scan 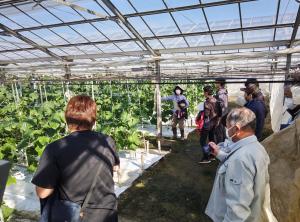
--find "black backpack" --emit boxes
[177,99,188,119]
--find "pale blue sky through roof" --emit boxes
[0,0,299,55]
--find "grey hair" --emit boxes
[226,107,256,129]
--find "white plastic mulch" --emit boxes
[3,149,168,213]
[3,124,194,213]
[138,124,195,138]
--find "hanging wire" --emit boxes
[11,83,17,105]
[14,82,20,103]
[39,83,43,104]
[43,83,48,102]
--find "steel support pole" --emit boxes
[155,60,162,138]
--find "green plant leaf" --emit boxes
[6,175,16,186]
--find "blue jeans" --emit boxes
[40,194,81,222]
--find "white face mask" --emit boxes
[175,89,181,95]
[225,126,235,142]
[284,97,294,109]
[236,95,247,106]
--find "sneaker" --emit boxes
[209,157,216,161]
[180,137,185,141]
[199,159,211,164]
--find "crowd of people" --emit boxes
[161,77,299,222]
[162,78,269,163]
[31,78,299,222]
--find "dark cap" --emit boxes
[240,85,255,95]
[215,78,226,84]
[245,78,259,87]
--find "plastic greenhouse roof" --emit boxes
[0,0,300,80]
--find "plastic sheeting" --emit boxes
[3,149,167,213]
[291,85,300,105]
[262,118,300,222]
[269,82,284,133]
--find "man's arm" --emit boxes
[255,102,265,139]
[223,158,255,222]
[208,142,228,162]
[36,186,54,199]
[216,150,228,162]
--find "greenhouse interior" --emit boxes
[0,0,300,221]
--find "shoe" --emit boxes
[210,157,216,161]
[199,159,211,164]
[180,129,185,140]
[180,137,185,141]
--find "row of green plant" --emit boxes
[0,81,206,172]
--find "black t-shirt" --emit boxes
[32,130,120,210]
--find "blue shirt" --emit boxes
[161,94,189,113]
[245,99,266,140]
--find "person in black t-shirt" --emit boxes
[32,95,120,222]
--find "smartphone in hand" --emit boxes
[203,144,212,155]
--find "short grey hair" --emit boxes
[226,107,256,129]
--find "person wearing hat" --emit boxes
[162,85,189,140]
[241,86,267,140]
[242,78,265,102]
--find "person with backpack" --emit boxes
[162,85,189,140]
[199,85,219,164]
[214,78,229,144]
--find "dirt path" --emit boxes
[118,132,217,222]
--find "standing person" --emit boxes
[214,78,229,144]
[162,85,189,140]
[32,95,120,222]
[243,78,265,102]
[205,107,277,222]
[241,86,267,141]
[215,78,228,113]
[199,85,219,164]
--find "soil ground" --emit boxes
[118,131,217,222]
[118,102,273,222]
